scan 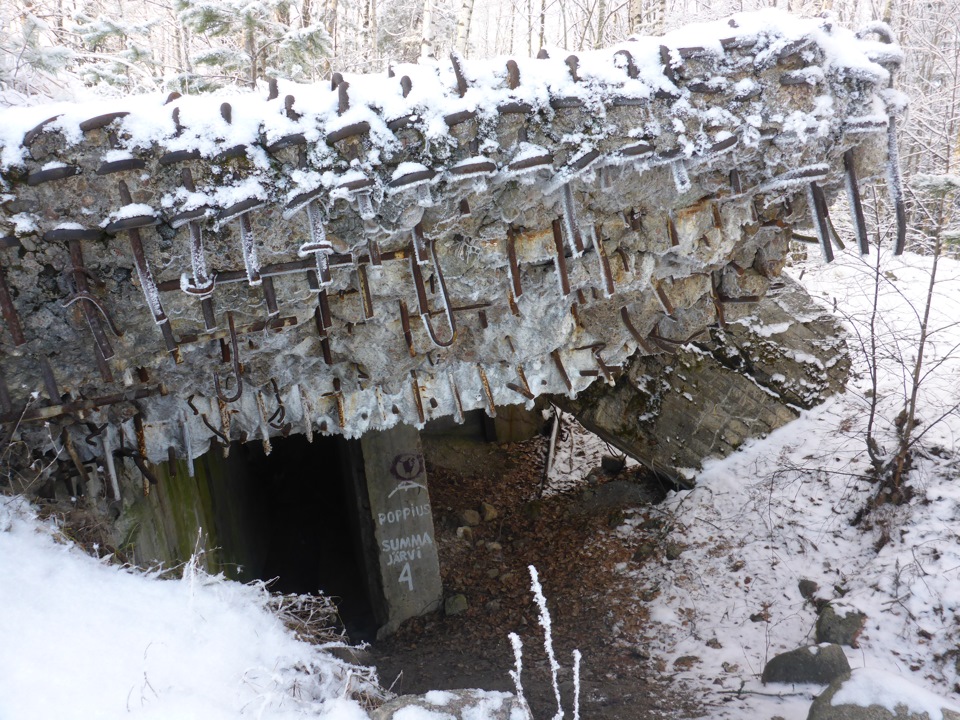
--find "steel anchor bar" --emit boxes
[117,181,181,363]
[409,238,456,347]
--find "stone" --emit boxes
[486,568,500,579]
[456,526,474,542]
[816,605,867,647]
[706,638,722,649]
[444,594,469,616]
[761,644,850,685]
[499,572,515,584]
[461,509,481,527]
[799,578,820,600]
[806,668,960,720]
[557,277,850,486]
[601,454,627,474]
[480,502,498,522]
[485,541,502,551]
[372,689,521,720]
[665,542,685,561]
[633,542,656,562]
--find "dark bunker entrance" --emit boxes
[209,433,381,640]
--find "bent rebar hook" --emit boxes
[214,312,243,403]
[410,237,456,348]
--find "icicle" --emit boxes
[239,214,262,286]
[671,160,691,194]
[101,426,121,501]
[255,391,273,456]
[302,203,333,286]
[187,222,213,294]
[415,183,434,207]
[561,184,584,256]
[356,191,376,220]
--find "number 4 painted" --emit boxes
[398,562,414,591]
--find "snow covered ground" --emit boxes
[0,496,379,720]
[609,245,960,718]
[3,244,960,720]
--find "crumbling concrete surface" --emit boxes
[560,277,850,485]
[0,12,902,484]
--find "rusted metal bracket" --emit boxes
[409,238,456,347]
[213,312,243,403]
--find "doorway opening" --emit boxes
[207,433,381,640]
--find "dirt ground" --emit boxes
[368,428,705,719]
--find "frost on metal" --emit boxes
[0,11,901,468]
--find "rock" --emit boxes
[486,568,500,579]
[799,578,820,600]
[665,542,685,561]
[485,600,502,613]
[499,572,515,584]
[480,502,498,521]
[761,644,850,685]
[372,689,521,720]
[485,541,502,551]
[461,509,481,527]
[816,605,867,647]
[633,542,656,562]
[444,594,469,616]
[706,638,722,649]
[807,668,960,720]
[456,526,474,542]
[601,454,627,473]
[673,655,700,670]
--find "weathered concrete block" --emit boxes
[360,425,443,637]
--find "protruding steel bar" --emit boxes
[39,357,60,403]
[332,377,346,430]
[267,378,286,429]
[409,239,456,347]
[620,307,658,354]
[356,264,374,320]
[593,225,616,297]
[0,369,11,415]
[254,390,273,455]
[843,150,870,255]
[551,219,572,296]
[807,182,835,263]
[214,312,243,403]
[67,239,116,366]
[410,370,426,424]
[117,181,181,363]
[0,262,26,347]
[550,349,574,396]
[506,228,523,298]
[399,299,416,357]
[477,364,497,417]
[179,169,216,329]
[262,276,280,316]
[654,282,675,316]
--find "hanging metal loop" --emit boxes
[214,312,243,403]
[410,237,456,348]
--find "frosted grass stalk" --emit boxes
[508,632,533,720]
[529,564,564,720]
[572,649,582,720]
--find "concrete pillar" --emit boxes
[359,424,442,637]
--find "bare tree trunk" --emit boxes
[595,0,606,47]
[538,0,546,49]
[324,0,338,37]
[245,25,257,87]
[627,0,641,34]
[527,0,533,56]
[370,0,378,63]
[302,0,313,26]
[420,0,434,58]
[455,0,475,53]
